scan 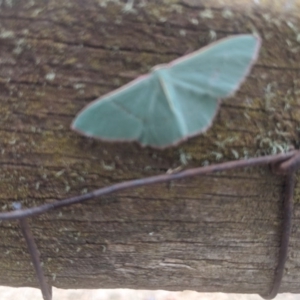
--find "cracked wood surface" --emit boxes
[0,0,300,295]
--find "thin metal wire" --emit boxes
[261,164,296,299]
[2,150,298,300]
[0,150,295,220]
[14,203,52,300]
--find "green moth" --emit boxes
[72,34,261,148]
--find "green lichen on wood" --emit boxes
[0,0,299,292]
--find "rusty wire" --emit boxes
[1,150,299,300]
